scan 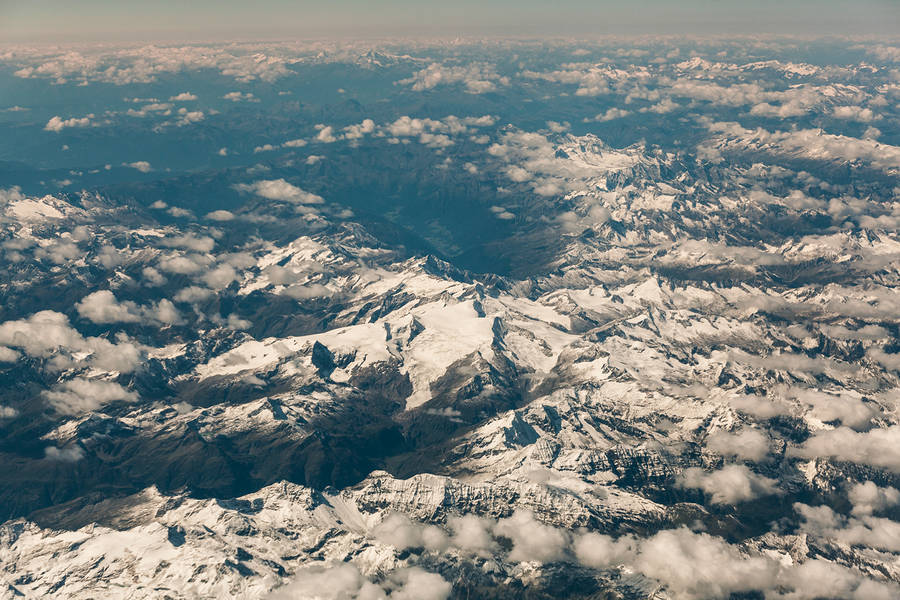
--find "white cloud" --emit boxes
[201,264,239,290]
[343,118,376,140]
[848,481,900,516]
[169,92,197,101]
[796,502,900,553]
[124,161,152,173]
[372,513,448,552]
[635,528,780,599]
[706,428,770,462]
[43,378,137,414]
[705,121,900,172]
[791,425,900,473]
[268,562,450,600]
[158,254,213,274]
[832,105,877,122]
[44,115,92,132]
[76,290,141,323]
[159,233,215,252]
[223,91,257,102]
[0,347,20,362]
[574,532,636,569]
[591,107,631,122]
[205,210,235,221]
[316,126,337,143]
[174,286,213,303]
[399,62,508,94]
[0,310,142,373]
[677,464,779,504]
[234,179,324,204]
[494,510,569,563]
[447,514,496,556]
[44,446,85,462]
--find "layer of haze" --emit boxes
[1,0,898,42]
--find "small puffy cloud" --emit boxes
[316,125,337,143]
[167,206,194,218]
[796,502,900,553]
[791,425,900,472]
[0,347,20,362]
[205,209,235,221]
[43,378,138,414]
[494,510,568,564]
[158,253,213,274]
[35,241,80,264]
[159,233,215,253]
[282,138,307,148]
[848,481,900,516]
[832,105,877,122]
[400,62,508,94]
[269,562,450,600]
[44,446,85,462]
[124,161,152,173]
[169,92,197,101]
[677,464,779,504]
[234,179,324,204]
[635,528,780,599]
[223,91,257,102]
[706,428,770,462]
[174,286,213,303]
[574,532,636,569]
[141,266,166,286]
[268,562,380,600]
[76,290,141,323]
[372,513,448,551]
[254,144,277,153]
[447,514,496,556]
[44,115,92,132]
[591,107,631,122]
[280,283,333,299]
[201,264,239,290]
[389,568,452,600]
[175,108,204,125]
[729,393,792,419]
[0,311,141,372]
[343,118,376,140]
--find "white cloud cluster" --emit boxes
[704,121,900,172]
[12,44,292,85]
[234,179,324,205]
[848,481,900,516]
[268,562,451,600]
[399,62,509,94]
[223,91,258,102]
[44,445,85,462]
[124,161,152,173]
[0,310,142,373]
[791,425,900,473]
[796,502,900,553]
[44,115,93,132]
[75,290,182,326]
[677,464,779,504]
[705,428,770,462]
[355,508,899,599]
[43,378,138,415]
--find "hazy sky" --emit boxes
[1,0,898,42]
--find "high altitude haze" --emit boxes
[1,0,898,41]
